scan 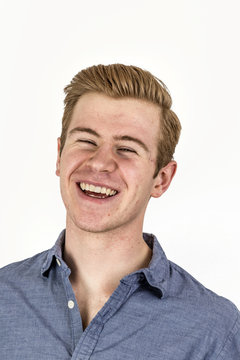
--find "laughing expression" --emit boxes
[56,92,164,234]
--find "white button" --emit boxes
[68,300,75,309]
[56,259,61,266]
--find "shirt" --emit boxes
[0,230,239,360]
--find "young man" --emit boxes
[0,64,239,359]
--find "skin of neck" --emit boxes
[63,215,153,297]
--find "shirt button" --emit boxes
[56,258,61,266]
[68,300,75,309]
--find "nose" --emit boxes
[86,146,117,173]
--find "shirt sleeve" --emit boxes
[216,312,240,359]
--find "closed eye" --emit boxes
[77,139,96,146]
[118,148,137,153]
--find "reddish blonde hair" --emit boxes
[60,64,181,177]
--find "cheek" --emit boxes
[118,158,143,176]
[60,150,86,176]
[119,160,155,188]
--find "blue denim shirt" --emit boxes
[0,230,239,359]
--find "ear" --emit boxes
[56,137,61,177]
[151,161,177,198]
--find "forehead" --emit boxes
[68,92,161,142]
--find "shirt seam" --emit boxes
[215,311,240,359]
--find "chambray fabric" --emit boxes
[0,230,239,359]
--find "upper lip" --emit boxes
[76,180,120,192]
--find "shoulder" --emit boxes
[168,259,239,312]
[0,250,53,318]
[167,260,240,344]
[0,250,49,283]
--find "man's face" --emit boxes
[56,92,173,234]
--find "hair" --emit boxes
[60,64,181,178]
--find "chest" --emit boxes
[74,289,110,330]
[0,278,222,360]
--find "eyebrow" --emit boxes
[68,127,100,138]
[68,127,149,153]
[113,135,149,153]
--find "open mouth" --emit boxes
[77,182,118,199]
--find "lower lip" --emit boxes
[76,183,119,204]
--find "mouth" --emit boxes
[77,182,119,199]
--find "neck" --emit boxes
[63,217,152,296]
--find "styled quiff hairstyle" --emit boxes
[60,64,181,178]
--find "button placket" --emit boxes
[68,300,75,309]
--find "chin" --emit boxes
[72,216,118,234]
[76,224,117,234]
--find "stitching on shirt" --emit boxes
[215,311,240,359]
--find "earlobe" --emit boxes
[151,161,177,198]
[56,138,61,177]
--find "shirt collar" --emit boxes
[41,229,66,276]
[120,233,170,298]
[41,230,170,298]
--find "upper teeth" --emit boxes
[80,182,117,196]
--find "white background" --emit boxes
[0,0,239,308]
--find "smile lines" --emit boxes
[79,182,117,197]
